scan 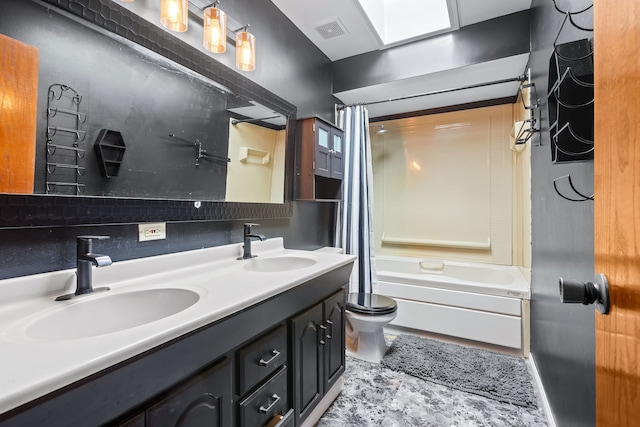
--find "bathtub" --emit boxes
[375,255,530,349]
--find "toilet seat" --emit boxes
[346,293,397,316]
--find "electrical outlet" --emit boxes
[138,222,166,242]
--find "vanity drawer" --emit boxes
[265,408,295,427]
[237,324,287,394]
[238,366,288,427]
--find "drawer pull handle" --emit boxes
[259,350,281,366]
[326,320,333,325]
[259,393,281,414]
[319,325,327,330]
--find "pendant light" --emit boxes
[160,0,188,32]
[203,2,227,53]
[235,25,256,72]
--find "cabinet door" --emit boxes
[290,303,324,424]
[314,120,332,178]
[329,130,344,180]
[146,358,232,427]
[323,289,346,392]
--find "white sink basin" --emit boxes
[20,288,200,341]
[243,256,317,273]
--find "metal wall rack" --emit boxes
[45,84,86,195]
[514,73,540,146]
[548,1,595,202]
[547,12,594,164]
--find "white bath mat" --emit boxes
[381,334,537,408]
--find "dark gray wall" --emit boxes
[213,0,338,120]
[2,0,231,199]
[0,0,338,280]
[0,201,336,280]
[529,1,595,426]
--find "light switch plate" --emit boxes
[138,222,166,241]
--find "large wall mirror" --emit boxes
[0,0,295,227]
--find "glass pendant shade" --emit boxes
[203,7,227,53]
[160,0,188,32]
[235,30,256,72]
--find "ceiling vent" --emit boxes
[315,19,349,40]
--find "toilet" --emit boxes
[345,293,398,363]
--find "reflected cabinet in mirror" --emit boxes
[0,0,294,227]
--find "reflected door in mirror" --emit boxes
[0,34,37,194]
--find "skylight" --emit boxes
[357,0,456,46]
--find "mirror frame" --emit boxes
[0,0,295,228]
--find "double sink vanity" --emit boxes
[0,237,355,426]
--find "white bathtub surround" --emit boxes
[0,238,355,415]
[375,255,530,349]
[371,106,518,266]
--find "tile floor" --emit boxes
[316,334,549,427]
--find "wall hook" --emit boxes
[551,1,593,32]
[552,0,593,15]
[553,174,594,202]
[168,134,230,167]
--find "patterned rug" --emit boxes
[381,334,537,408]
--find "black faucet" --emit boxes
[56,236,113,301]
[238,223,267,260]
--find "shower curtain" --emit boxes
[336,105,376,294]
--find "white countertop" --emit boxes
[0,238,355,415]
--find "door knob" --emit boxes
[559,273,610,314]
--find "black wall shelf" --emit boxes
[94,129,126,178]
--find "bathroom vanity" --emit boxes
[0,239,354,427]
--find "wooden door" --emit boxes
[594,1,640,425]
[0,34,38,193]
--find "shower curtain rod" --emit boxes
[336,74,527,110]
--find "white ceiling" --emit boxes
[270,0,532,61]
[270,0,532,117]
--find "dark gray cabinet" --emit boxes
[297,117,344,200]
[0,264,353,427]
[291,289,346,426]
